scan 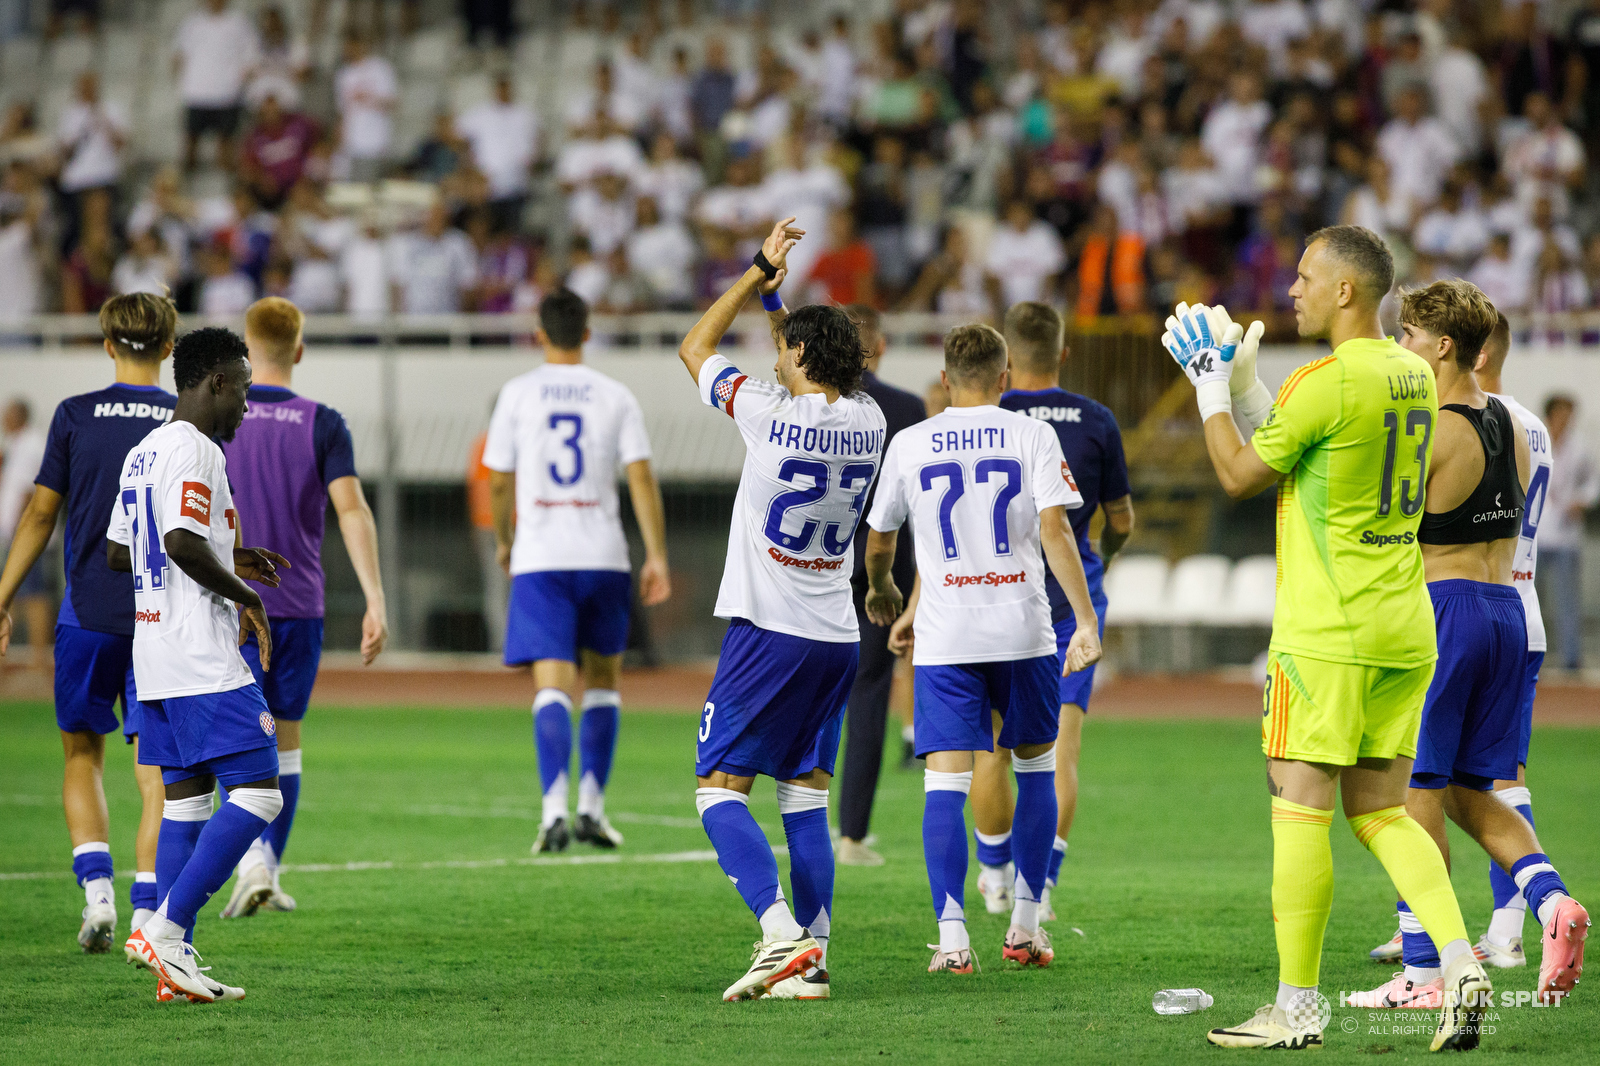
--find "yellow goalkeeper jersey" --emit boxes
[1250,337,1439,668]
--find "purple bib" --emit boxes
[227,394,327,618]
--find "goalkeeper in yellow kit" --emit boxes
[1164,226,1492,1052]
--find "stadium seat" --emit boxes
[1223,555,1277,626]
[1165,554,1232,624]
[1103,555,1170,625]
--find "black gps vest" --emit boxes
[1418,396,1525,545]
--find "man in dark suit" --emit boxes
[838,305,927,867]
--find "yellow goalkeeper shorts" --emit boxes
[1261,650,1434,766]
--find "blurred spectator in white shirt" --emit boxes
[570,172,637,257]
[1097,7,1152,98]
[111,229,178,296]
[334,33,398,179]
[245,5,311,110]
[565,61,647,137]
[1428,32,1489,156]
[613,32,660,124]
[57,73,128,196]
[388,203,478,313]
[1376,86,1457,210]
[625,196,695,310]
[126,168,198,282]
[696,152,771,258]
[1163,138,1227,235]
[1467,233,1529,312]
[456,74,540,230]
[563,235,609,306]
[984,199,1065,311]
[900,224,989,314]
[556,114,646,193]
[1537,394,1600,668]
[634,133,704,223]
[172,0,259,173]
[1502,93,1586,222]
[1341,156,1415,243]
[1201,73,1271,203]
[278,183,352,313]
[818,15,859,126]
[1239,0,1311,77]
[341,213,390,317]
[0,193,42,318]
[1531,242,1590,312]
[759,133,849,284]
[656,47,695,142]
[1411,183,1490,267]
[1154,0,1227,51]
[198,242,256,314]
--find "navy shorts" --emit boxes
[1054,586,1108,711]
[505,570,631,666]
[1516,650,1543,768]
[53,623,148,742]
[137,683,279,775]
[240,617,324,721]
[695,619,857,780]
[1412,581,1527,790]
[914,654,1062,756]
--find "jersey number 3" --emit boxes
[119,487,169,592]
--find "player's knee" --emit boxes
[162,794,212,822]
[227,787,284,824]
[775,781,829,814]
[1012,747,1056,773]
[60,730,106,762]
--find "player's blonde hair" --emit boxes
[99,292,177,361]
[1398,279,1498,370]
[1003,302,1065,374]
[244,297,305,366]
[944,323,1008,386]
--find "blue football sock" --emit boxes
[160,792,277,931]
[923,779,970,922]
[156,794,210,943]
[1512,853,1569,924]
[1046,836,1067,887]
[777,783,833,960]
[699,791,783,919]
[1010,758,1057,908]
[533,690,573,799]
[71,843,113,887]
[130,874,158,912]
[578,691,620,815]
[974,828,1011,868]
[1490,798,1535,909]
[1398,900,1441,970]
[261,748,301,863]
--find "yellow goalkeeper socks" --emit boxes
[1271,796,1334,988]
[1349,805,1469,951]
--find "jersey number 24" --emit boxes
[118,487,170,592]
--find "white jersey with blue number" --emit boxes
[1494,392,1550,652]
[483,363,652,575]
[106,420,255,700]
[698,354,886,642]
[868,405,1083,666]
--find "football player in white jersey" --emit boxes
[864,323,1102,974]
[484,288,670,853]
[111,328,288,1002]
[678,217,886,1002]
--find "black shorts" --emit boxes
[186,105,241,139]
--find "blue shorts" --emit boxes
[1516,650,1542,768]
[240,617,324,721]
[914,654,1062,756]
[1054,587,1108,710]
[696,619,857,780]
[137,683,279,773]
[1412,581,1527,790]
[505,570,631,666]
[53,624,149,742]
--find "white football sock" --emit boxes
[1275,981,1316,1013]
[1439,938,1473,970]
[142,901,185,948]
[938,919,970,953]
[542,770,570,826]
[758,901,805,943]
[237,838,270,876]
[577,771,603,819]
[1012,895,1039,934]
[808,906,831,967]
[83,876,114,909]
[1404,964,1441,983]
[1487,907,1526,944]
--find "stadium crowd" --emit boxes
[1,0,1599,327]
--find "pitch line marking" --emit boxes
[0,849,727,881]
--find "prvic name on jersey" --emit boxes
[867,406,1082,666]
[698,354,887,642]
[1494,393,1551,653]
[106,420,256,701]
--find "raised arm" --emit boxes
[1039,504,1103,674]
[329,475,388,665]
[625,458,671,607]
[0,485,61,656]
[678,216,804,384]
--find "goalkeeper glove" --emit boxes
[1203,304,1272,429]
[1162,302,1233,421]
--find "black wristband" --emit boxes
[752,250,779,280]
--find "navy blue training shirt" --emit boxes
[1000,387,1130,624]
[35,383,179,635]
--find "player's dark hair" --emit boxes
[1481,311,1512,374]
[1545,393,1575,420]
[944,323,1008,387]
[540,288,589,349]
[1003,302,1064,374]
[100,292,178,361]
[172,326,249,392]
[1398,279,1498,370]
[1305,225,1394,305]
[780,304,865,396]
[843,303,882,356]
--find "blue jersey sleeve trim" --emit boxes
[314,403,358,485]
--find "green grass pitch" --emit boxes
[2,699,1596,1064]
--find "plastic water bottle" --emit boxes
[1153,989,1214,1015]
